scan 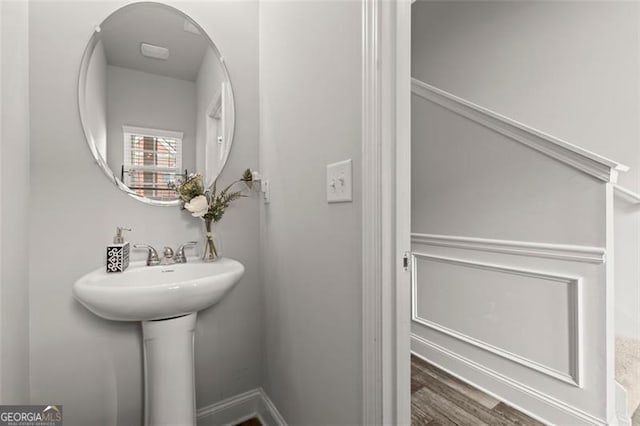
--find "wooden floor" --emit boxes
[234,357,637,426]
[412,355,544,426]
[236,417,262,426]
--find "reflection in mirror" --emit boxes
[79,2,235,205]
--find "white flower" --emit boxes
[184,195,209,217]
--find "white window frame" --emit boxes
[122,125,184,198]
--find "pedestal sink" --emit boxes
[73,258,244,426]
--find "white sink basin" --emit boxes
[74,256,245,425]
[73,257,244,321]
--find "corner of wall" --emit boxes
[0,0,30,404]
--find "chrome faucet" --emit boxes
[134,242,197,266]
[175,241,197,263]
[133,244,160,266]
[161,247,175,265]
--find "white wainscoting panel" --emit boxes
[412,252,582,387]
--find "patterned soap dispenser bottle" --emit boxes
[107,227,131,273]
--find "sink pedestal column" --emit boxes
[142,313,197,426]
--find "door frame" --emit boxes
[361,0,412,424]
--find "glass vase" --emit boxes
[202,219,219,262]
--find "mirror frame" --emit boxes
[78,1,236,206]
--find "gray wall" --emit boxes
[412,0,640,338]
[84,40,107,160]
[28,1,260,424]
[0,0,30,404]
[106,64,197,176]
[195,48,224,186]
[258,1,363,424]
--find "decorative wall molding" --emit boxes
[411,252,583,387]
[411,78,628,183]
[614,184,640,204]
[196,388,286,426]
[615,381,632,426]
[411,335,607,426]
[412,233,606,264]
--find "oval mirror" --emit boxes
[78,2,235,205]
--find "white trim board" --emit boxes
[615,381,632,426]
[613,184,640,204]
[196,388,286,426]
[362,0,413,424]
[392,1,413,424]
[411,252,582,387]
[361,0,384,423]
[411,233,606,264]
[411,78,628,183]
[411,335,606,426]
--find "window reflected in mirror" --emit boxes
[122,126,185,201]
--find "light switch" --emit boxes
[261,179,271,204]
[326,159,352,203]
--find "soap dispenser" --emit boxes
[107,227,131,273]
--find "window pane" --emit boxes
[123,129,183,200]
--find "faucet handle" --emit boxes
[175,241,198,263]
[133,244,160,266]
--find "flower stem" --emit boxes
[204,219,218,261]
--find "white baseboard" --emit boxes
[615,381,632,426]
[411,333,607,426]
[197,388,286,426]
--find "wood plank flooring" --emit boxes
[411,355,544,426]
[234,356,637,426]
[236,417,262,426]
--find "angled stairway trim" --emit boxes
[411,78,629,183]
[614,184,640,204]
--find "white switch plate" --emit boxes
[261,179,271,204]
[326,159,352,203]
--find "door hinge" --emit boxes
[403,252,411,271]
